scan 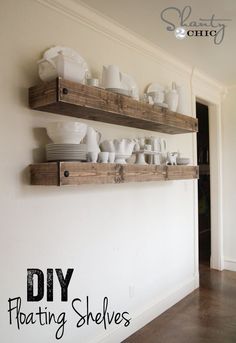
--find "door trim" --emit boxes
[193,98,223,271]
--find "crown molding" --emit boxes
[36,0,226,94]
[192,69,227,102]
[36,0,192,76]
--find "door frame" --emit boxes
[192,94,224,271]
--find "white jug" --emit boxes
[84,127,101,153]
[102,65,122,89]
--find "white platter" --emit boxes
[43,46,90,75]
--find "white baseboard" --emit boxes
[90,273,199,343]
[224,258,236,272]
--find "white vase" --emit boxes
[176,85,187,115]
[166,82,179,112]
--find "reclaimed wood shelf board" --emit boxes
[29,162,199,186]
[29,78,198,134]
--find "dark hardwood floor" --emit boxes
[123,266,236,343]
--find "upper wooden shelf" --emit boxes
[29,78,198,134]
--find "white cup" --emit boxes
[98,152,109,163]
[87,151,98,163]
[86,78,99,87]
[108,152,116,163]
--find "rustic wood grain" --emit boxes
[29,162,198,186]
[29,79,58,109]
[167,165,199,180]
[29,78,198,134]
[29,162,58,185]
[59,162,167,185]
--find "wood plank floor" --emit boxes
[123,266,236,343]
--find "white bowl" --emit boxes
[176,157,190,165]
[100,139,135,164]
[46,121,87,144]
[147,91,165,104]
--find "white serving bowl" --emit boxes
[46,121,87,144]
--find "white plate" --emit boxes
[47,152,86,156]
[120,72,139,100]
[43,46,90,78]
[47,158,86,161]
[46,143,87,150]
[46,152,87,161]
[147,83,164,93]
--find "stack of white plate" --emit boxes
[46,143,87,161]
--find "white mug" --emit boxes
[108,152,116,163]
[98,152,109,163]
[86,78,99,87]
[87,152,98,163]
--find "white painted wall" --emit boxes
[0,0,223,342]
[222,86,236,271]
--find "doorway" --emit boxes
[196,102,211,266]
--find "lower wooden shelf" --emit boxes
[29,162,199,186]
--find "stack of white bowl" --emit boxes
[45,121,87,161]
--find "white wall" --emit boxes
[0,0,223,342]
[222,86,236,271]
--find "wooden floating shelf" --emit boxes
[29,78,198,134]
[29,162,199,186]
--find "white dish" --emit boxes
[46,151,87,161]
[176,157,190,165]
[46,121,87,144]
[38,46,90,83]
[43,46,90,75]
[46,143,87,151]
[46,143,88,162]
[147,83,164,93]
[47,157,87,162]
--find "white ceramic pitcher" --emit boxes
[102,65,122,89]
[84,127,101,153]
